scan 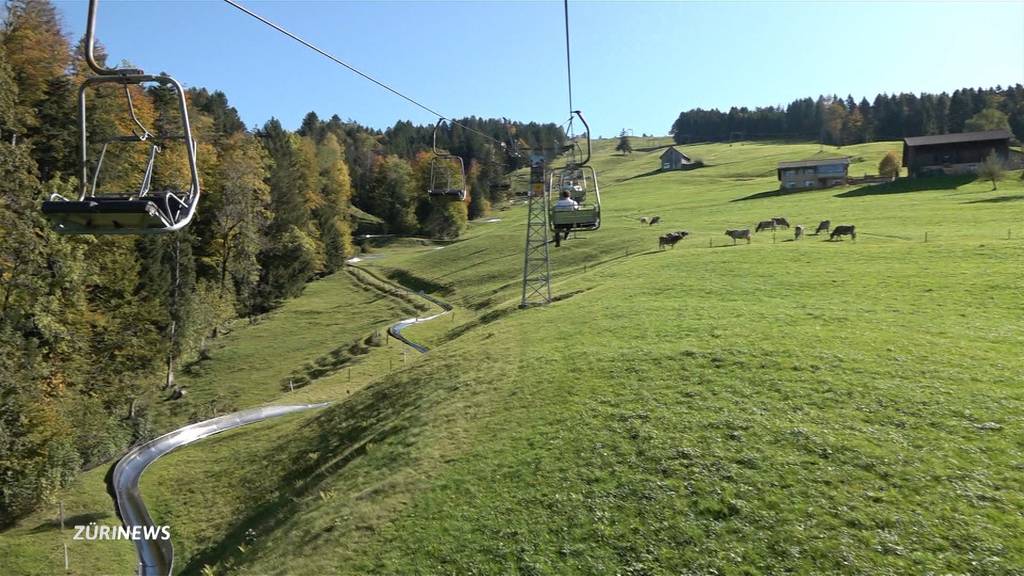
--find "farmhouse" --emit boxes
[659,146,698,171]
[776,157,850,190]
[902,130,1011,177]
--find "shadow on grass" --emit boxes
[623,165,706,182]
[179,368,441,575]
[962,194,1024,204]
[29,511,110,534]
[732,187,822,202]
[835,175,973,198]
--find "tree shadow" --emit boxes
[962,194,1024,204]
[30,512,110,534]
[835,175,974,198]
[178,378,431,575]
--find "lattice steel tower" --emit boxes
[520,161,551,307]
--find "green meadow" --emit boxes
[2,138,1022,575]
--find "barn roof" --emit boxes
[777,157,850,169]
[903,130,1011,147]
[660,146,691,161]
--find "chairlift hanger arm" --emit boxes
[432,119,447,156]
[571,110,591,167]
[85,0,144,76]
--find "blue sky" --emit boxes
[50,1,1024,138]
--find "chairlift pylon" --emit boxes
[427,119,468,202]
[41,0,200,235]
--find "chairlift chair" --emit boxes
[549,111,601,235]
[41,0,200,235]
[427,119,468,202]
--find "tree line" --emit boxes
[671,86,1024,146]
[0,0,563,525]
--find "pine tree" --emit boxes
[615,130,633,154]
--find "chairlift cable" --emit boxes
[563,0,574,138]
[222,0,506,148]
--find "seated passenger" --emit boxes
[554,190,580,210]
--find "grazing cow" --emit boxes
[814,220,830,235]
[794,225,804,240]
[640,216,649,225]
[725,229,752,244]
[830,225,856,241]
[659,235,681,250]
[755,220,775,233]
[649,216,661,226]
[658,231,689,250]
[772,217,790,229]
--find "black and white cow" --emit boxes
[830,225,856,241]
[725,229,752,244]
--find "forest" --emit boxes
[0,0,564,526]
[670,87,1024,146]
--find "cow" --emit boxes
[658,231,689,250]
[830,225,856,241]
[649,216,661,226]
[794,225,804,240]
[640,216,649,225]
[725,229,752,244]
[659,235,681,250]
[772,217,790,229]
[814,220,830,235]
[755,220,775,233]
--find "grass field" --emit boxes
[2,138,1022,575]
[0,268,427,575]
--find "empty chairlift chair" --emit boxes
[426,119,468,202]
[41,0,200,235]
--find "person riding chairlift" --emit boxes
[553,189,578,247]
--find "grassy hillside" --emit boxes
[3,139,1022,575]
[0,269,426,575]
[231,140,1023,574]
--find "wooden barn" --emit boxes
[659,147,699,171]
[902,130,1011,177]
[777,157,850,190]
